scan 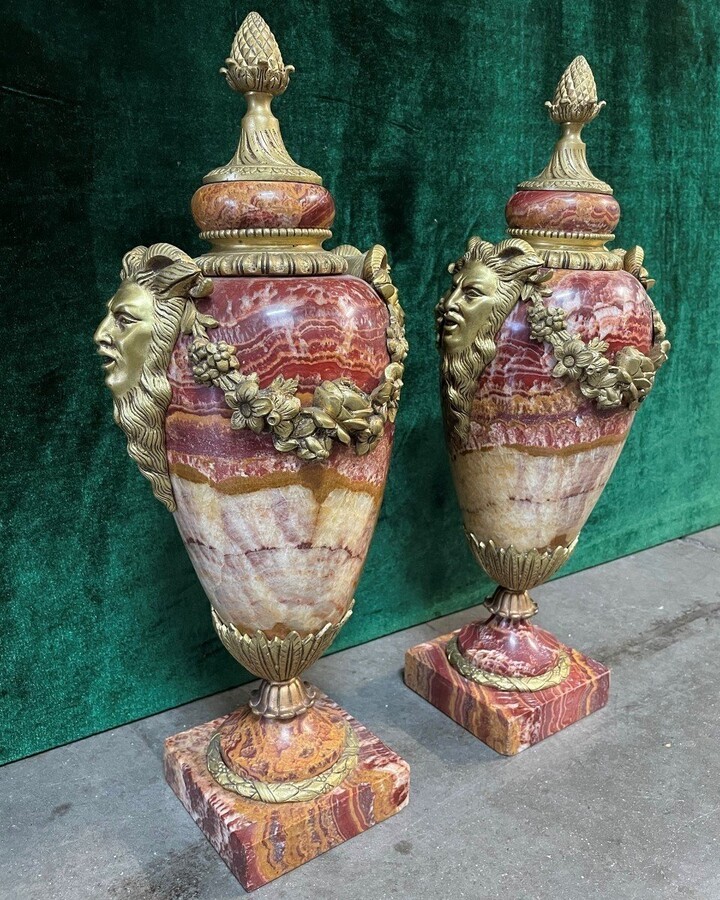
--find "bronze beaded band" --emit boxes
[196,249,348,277]
[525,247,624,271]
[198,227,334,241]
[196,227,346,277]
[505,225,623,271]
[507,226,615,243]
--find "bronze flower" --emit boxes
[272,413,332,461]
[370,362,404,423]
[355,414,385,455]
[615,347,656,407]
[530,306,566,342]
[190,339,239,384]
[310,380,374,445]
[552,338,594,379]
[227,376,273,432]
[265,375,302,440]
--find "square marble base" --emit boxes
[164,696,410,891]
[405,631,610,756]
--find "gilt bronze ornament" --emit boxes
[405,56,670,755]
[95,13,409,891]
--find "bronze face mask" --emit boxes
[439,259,502,356]
[94,280,155,399]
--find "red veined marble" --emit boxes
[164,695,410,890]
[406,55,667,757]
[452,268,653,551]
[165,275,393,637]
[506,190,620,234]
[457,615,565,676]
[440,255,654,701]
[220,704,348,782]
[405,631,609,756]
[192,180,335,231]
[154,13,411,889]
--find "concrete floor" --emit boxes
[3,528,720,900]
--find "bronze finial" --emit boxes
[204,12,321,185]
[546,55,605,124]
[518,56,612,194]
[222,11,294,96]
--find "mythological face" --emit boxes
[440,260,501,355]
[94,281,155,399]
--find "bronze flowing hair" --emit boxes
[438,237,546,446]
[113,244,212,511]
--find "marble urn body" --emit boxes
[453,233,653,558]
[405,56,669,754]
[166,270,394,641]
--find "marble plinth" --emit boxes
[405,631,609,756]
[164,695,410,891]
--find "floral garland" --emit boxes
[521,248,670,411]
[181,258,407,462]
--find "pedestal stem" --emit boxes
[249,678,317,719]
[484,585,538,620]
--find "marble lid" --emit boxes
[192,13,346,274]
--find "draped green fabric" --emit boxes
[1,0,716,764]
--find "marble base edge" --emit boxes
[404,631,610,756]
[163,694,410,891]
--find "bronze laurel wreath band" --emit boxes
[446,636,571,692]
[206,724,359,803]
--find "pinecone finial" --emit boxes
[221,12,295,96]
[546,56,606,125]
[517,55,612,194]
[203,12,321,185]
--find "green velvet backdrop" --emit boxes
[1,0,717,765]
